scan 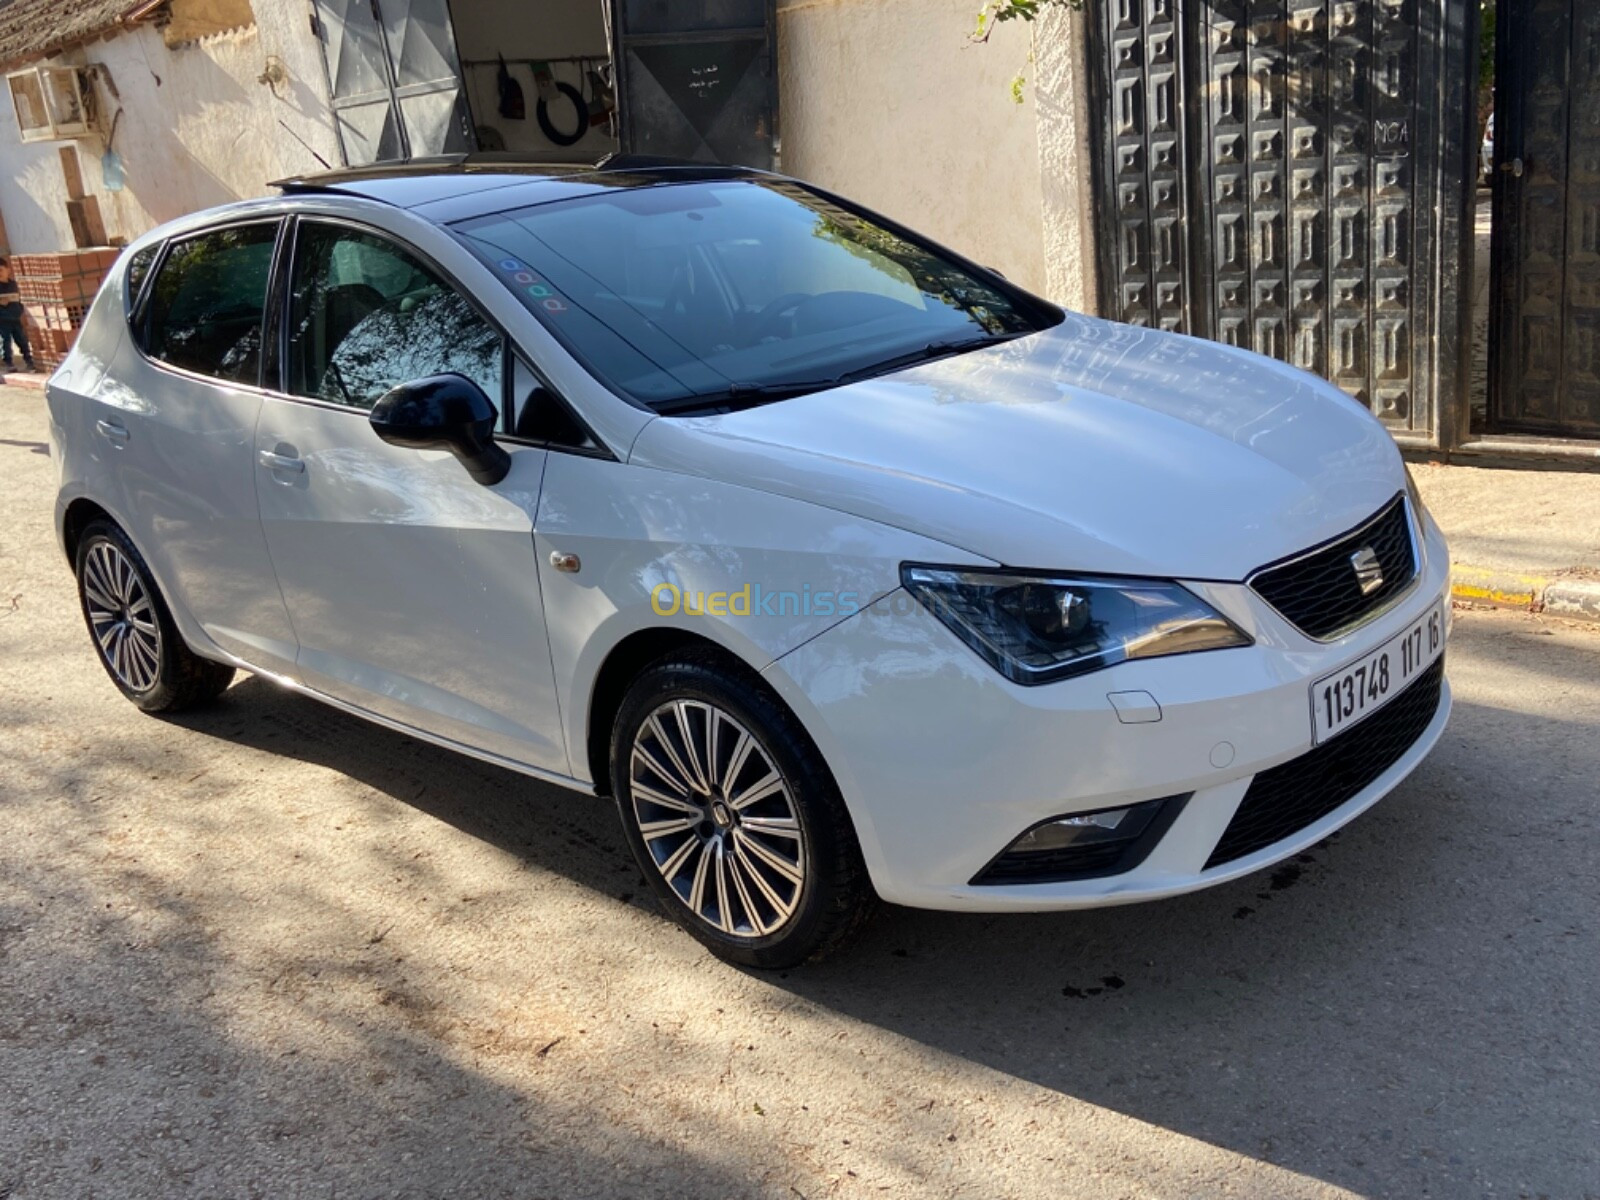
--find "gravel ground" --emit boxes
[1,392,1597,1199]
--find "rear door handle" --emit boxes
[95,419,130,443]
[258,449,305,473]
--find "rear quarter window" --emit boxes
[124,244,159,315]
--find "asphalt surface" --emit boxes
[1,392,1597,1199]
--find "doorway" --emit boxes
[452,0,620,162]
[309,0,780,170]
[1485,0,1600,440]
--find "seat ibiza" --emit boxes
[47,160,1451,967]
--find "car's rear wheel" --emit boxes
[611,650,874,968]
[75,519,235,712]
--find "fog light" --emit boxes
[973,795,1188,885]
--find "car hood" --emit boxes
[626,313,1406,580]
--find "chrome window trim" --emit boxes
[1244,492,1424,644]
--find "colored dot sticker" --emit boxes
[498,258,524,272]
[512,271,535,285]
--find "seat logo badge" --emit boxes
[1350,546,1384,595]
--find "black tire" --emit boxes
[75,519,236,713]
[536,82,590,147]
[611,649,876,969]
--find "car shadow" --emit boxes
[167,661,1599,1196]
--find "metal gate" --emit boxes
[609,0,778,169]
[1087,0,1477,445]
[312,0,472,166]
[1489,0,1600,438]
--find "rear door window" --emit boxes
[124,244,159,314]
[141,223,280,384]
[285,222,503,411]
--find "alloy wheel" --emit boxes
[82,540,162,693]
[629,700,807,938]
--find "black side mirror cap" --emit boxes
[369,374,511,486]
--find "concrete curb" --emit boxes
[1451,564,1600,624]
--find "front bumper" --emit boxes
[762,510,1453,911]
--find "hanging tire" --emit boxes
[537,82,590,148]
[611,649,876,968]
[75,519,236,713]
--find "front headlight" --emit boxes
[901,565,1252,686]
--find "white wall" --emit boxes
[0,9,339,253]
[776,0,1048,295]
[1031,3,1097,313]
[454,0,616,162]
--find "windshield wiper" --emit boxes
[652,378,842,416]
[653,332,1024,417]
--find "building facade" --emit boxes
[2,0,1593,455]
[0,0,1095,308]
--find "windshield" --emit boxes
[452,178,1055,412]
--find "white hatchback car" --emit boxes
[48,160,1451,967]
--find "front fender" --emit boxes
[534,452,990,785]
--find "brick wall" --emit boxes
[10,249,117,369]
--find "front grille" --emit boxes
[1250,495,1417,639]
[1205,656,1445,869]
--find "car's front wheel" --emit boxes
[612,651,875,968]
[75,519,236,712]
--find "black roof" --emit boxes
[271,154,765,219]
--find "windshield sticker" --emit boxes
[528,282,567,314]
[494,255,568,314]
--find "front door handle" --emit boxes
[1500,156,1524,178]
[95,419,130,444]
[258,449,305,473]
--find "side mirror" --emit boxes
[369,374,511,486]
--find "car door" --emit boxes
[109,220,301,675]
[254,217,567,775]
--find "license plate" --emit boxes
[1310,599,1446,745]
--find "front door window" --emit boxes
[286,222,503,410]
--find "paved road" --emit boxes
[1,391,1596,1199]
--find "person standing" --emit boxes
[0,258,39,373]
